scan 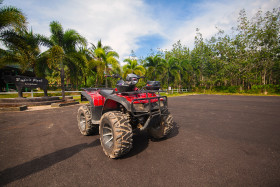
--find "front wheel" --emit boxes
[99,111,133,158]
[77,105,98,135]
[148,110,174,139]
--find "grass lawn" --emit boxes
[1,91,279,100]
[162,92,279,97]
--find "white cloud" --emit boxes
[34,0,161,63]
[162,0,280,50]
[2,0,279,63]
[4,0,162,63]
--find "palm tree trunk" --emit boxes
[167,70,170,93]
[61,64,65,100]
[105,65,108,88]
[179,70,181,93]
[95,75,98,87]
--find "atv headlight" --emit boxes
[160,100,165,107]
[133,103,146,112]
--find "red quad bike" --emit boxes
[77,74,174,158]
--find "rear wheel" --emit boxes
[100,111,133,158]
[77,105,97,135]
[148,110,174,139]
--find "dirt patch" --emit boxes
[27,105,54,111]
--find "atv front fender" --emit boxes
[102,95,132,114]
[81,91,93,106]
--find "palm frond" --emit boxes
[107,51,119,58]
[49,21,64,46]
[0,6,27,32]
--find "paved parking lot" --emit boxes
[0,95,280,186]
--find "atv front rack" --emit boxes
[131,96,168,117]
[131,96,168,131]
[114,89,165,94]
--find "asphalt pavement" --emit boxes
[0,95,280,186]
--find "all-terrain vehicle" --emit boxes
[77,74,174,158]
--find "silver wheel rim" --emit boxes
[103,123,113,148]
[79,113,86,131]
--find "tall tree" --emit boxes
[159,57,180,90]
[89,40,119,87]
[144,54,162,81]
[0,2,27,67]
[0,2,26,33]
[47,21,86,99]
[1,29,50,77]
[123,58,145,78]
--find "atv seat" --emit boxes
[99,89,114,98]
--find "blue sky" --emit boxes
[2,0,279,64]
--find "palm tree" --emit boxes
[90,40,112,53]
[0,3,27,68]
[180,59,194,89]
[85,54,104,87]
[0,3,26,33]
[66,47,88,89]
[144,54,162,81]
[88,40,119,87]
[47,21,86,99]
[159,57,181,90]
[96,48,119,87]
[1,29,50,77]
[123,58,145,78]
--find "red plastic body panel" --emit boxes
[85,88,162,107]
[85,90,105,106]
[115,92,161,103]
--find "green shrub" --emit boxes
[213,86,226,92]
[247,84,280,94]
[86,77,96,87]
[228,86,238,93]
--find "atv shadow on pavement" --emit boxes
[120,122,179,159]
[0,139,100,186]
[120,133,149,159]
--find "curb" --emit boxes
[51,101,79,107]
[0,105,28,111]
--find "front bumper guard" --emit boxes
[131,96,168,131]
[131,96,167,117]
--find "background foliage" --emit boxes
[1,2,279,94]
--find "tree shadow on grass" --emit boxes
[0,139,100,186]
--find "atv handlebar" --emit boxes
[105,74,121,79]
[105,74,145,79]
